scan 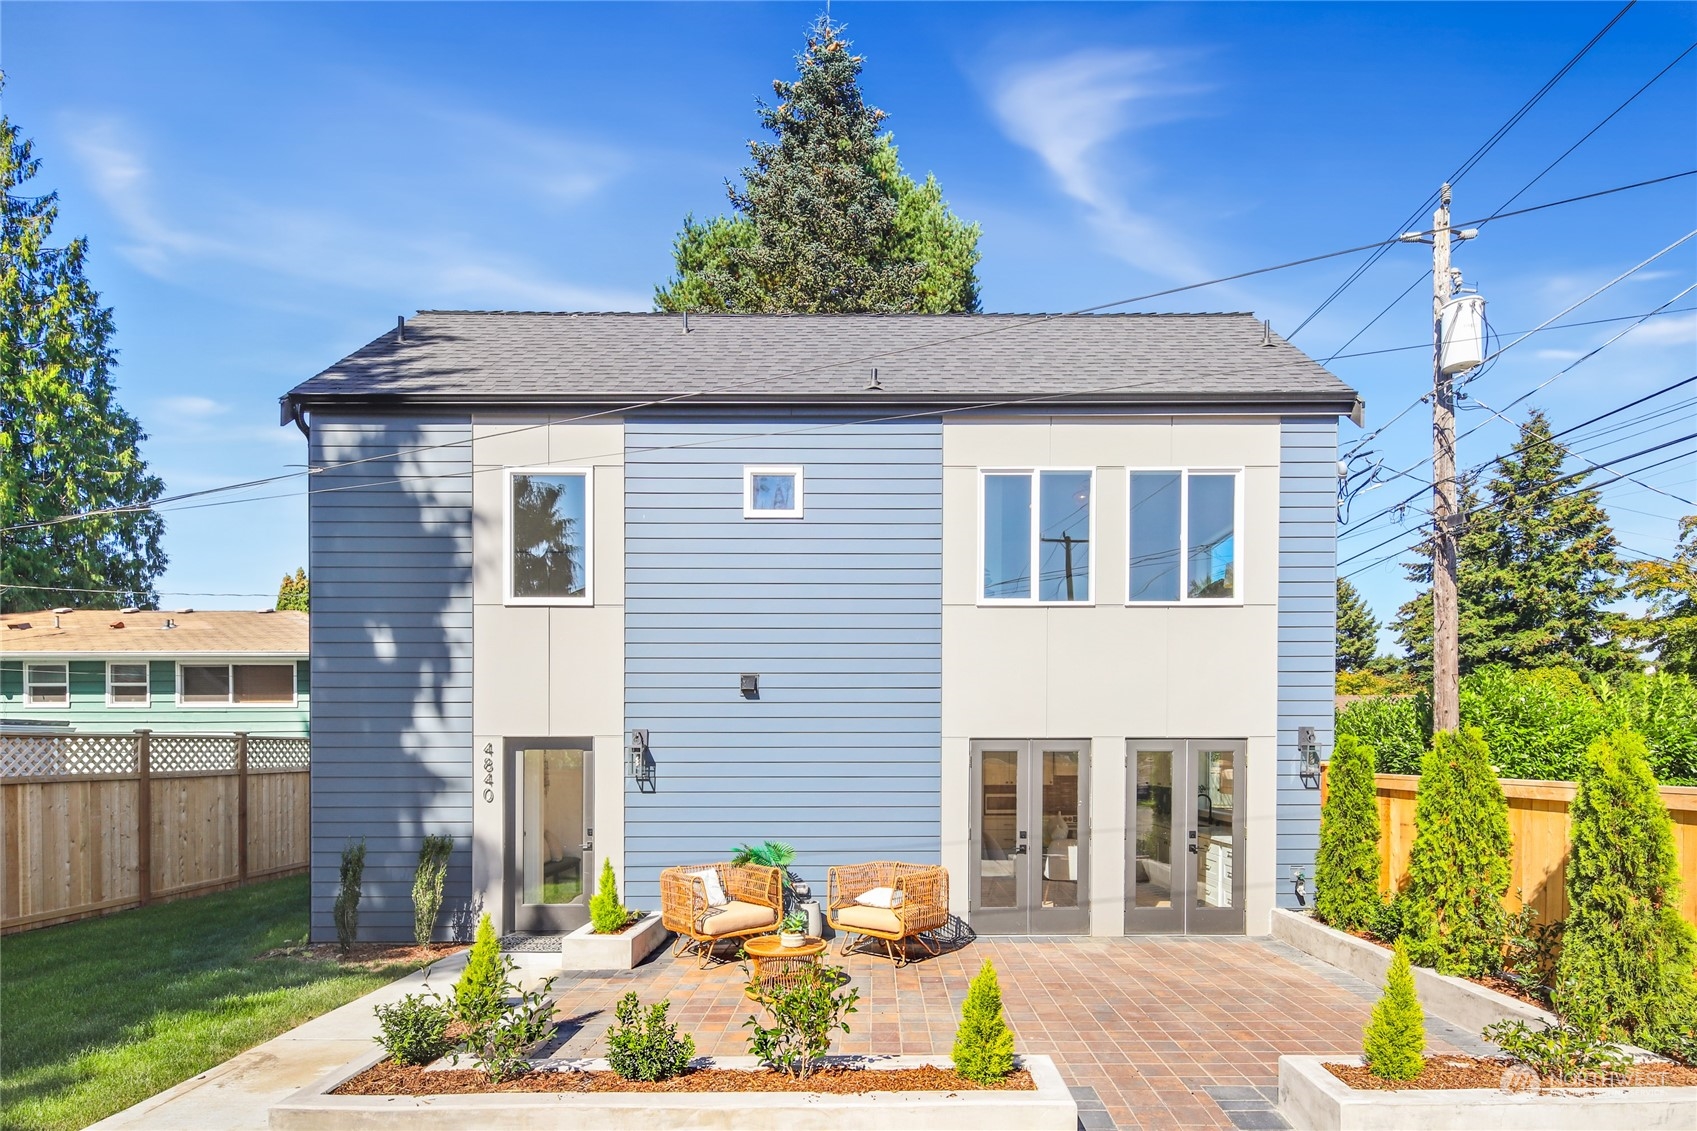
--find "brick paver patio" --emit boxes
[535,933,1486,1131]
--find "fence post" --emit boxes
[235,732,249,885]
[135,729,152,906]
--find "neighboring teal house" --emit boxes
[0,609,309,736]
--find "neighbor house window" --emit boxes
[743,466,803,518]
[24,663,68,707]
[179,663,296,705]
[107,662,150,706]
[1127,469,1241,603]
[507,468,592,604]
[980,469,1094,603]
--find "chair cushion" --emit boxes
[854,886,905,909]
[689,868,729,908]
[698,900,776,937]
[833,904,903,936]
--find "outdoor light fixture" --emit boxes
[740,673,759,698]
[1297,726,1322,790]
[626,729,655,793]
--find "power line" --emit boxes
[1326,305,1697,362]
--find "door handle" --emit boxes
[1188,844,1199,854]
[580,842,593,851]
[1013,844,1028,855]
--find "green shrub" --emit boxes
[1334,694,1427,775]
[1600,673,1697,785]
[453,913,509,1027]
[1400,728,1512,976]
[412,834,453,947]
[743,963,858,1079]
[456,973,557,1083]
[1502,903,1563,996]
[605,991,696,1081]
[333,838,366,954]
[1363,938,1425,1080]
[1370,888,1410,943]
[1551,728,1697,1044]
[1315,734,1384,933]
[952,960,1016,1084]
[1481,1019,1631,1082]
[373,991,454,1066]
[589,859,633,935]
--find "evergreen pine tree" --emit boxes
[2,90,165,611]
[1552,728,1697,1042]
[275,567,309,612]
[1315,734,1384,932]
[951,960,1015,1084]
[454,913,507,1025]
[1400,727,1512,976]
[654,19,980,313]
[1394,410,1630,676]
[1337,578,1380,672]
[589,858,631,934]
[1628,514,1697,675]
[1363,938,1426,1080]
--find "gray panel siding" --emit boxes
[309,416,473,941]
[623,418,943,904]
[1277,416,1338,908]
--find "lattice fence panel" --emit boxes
[150,735,237,774]
[0,734,137,778]
[247,736,310,771]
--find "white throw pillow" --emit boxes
[542,831,559,862]
[854,886,905,909]
[689,868,729,908]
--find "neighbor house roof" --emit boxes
[281,311,1361,418]
[0,610,308,656]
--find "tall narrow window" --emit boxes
[108,662,150,706]
[980,470,1094,604]
[25,663,68,707]
[508,469,591,604]
[1128,469,1240,604]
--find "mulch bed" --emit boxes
[257,942,465,969]
[1338,925,1554,1008]
[1327,1056,1697,1091]
[336,1061,1037,1095]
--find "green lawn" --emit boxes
[0,875,430,1131]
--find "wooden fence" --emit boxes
[1326,769,1697,930]
[0,730,310,933]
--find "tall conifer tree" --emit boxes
[1336,577,1380,672]
[2,94,164,611]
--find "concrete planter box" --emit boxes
[1270,907,1554,1033]
[1279,1055,1696,1131]
[559,912,669,971]
[269,1050,1077,1131]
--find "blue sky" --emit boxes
[5,1,1695,647]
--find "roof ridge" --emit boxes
[410,309,1261,319]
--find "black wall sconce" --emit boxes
[1298,725,1322,790]
[740,673,759,699]
[627,728,656,793]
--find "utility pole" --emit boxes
[1427,186,1460,732]
[1040,532,1087,600]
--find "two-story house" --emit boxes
[281,311,1358,943]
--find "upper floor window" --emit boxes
[507,468,591,604]
[981,469,1094,603]
[107,662,150,706]
[744,466,803,518]
[1128,469,1241,604]
[179,663,297,706]
[25,662,68,707]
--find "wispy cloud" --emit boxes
[159,395,229,419]
[988,48,1209,280]
[1621,309,1696,347]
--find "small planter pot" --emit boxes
[780,931,806,949]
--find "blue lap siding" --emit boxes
[622,417,944,905]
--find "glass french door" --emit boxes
[507,740,594,933]
[1126,740,1244,934]
[969,740,1090,934]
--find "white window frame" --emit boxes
[106,660,151,708]
[743,465,805,519]
[977,467,1098,607]
[175,661,300,708]
[505,466,594,607]
[1125,467,1245,607]
[23,662,70,708]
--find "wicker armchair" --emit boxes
[659,862,783,967]
[826,862,950,965]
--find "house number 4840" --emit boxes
[482,743,495,803]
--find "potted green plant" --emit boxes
[780,910,808,948]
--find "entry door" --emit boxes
[508,740,594,933]
[970,740,1090,934]
[1126,740,1245,934]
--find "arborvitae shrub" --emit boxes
[333,838,366,954]
[454,913,508,1026]
[589,859,632,934]
[412,834,453,946]
[1401,727,1511,976]
[952,960,1015,1084]
[1363,938,1426,1080]
[1552,728,1697,1044]
[1315,734,1384,932]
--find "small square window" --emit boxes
[108,662,150,706]
[25,663,68,707]
[744,466,803,518]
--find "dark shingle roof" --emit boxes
[282,311,1359,416]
